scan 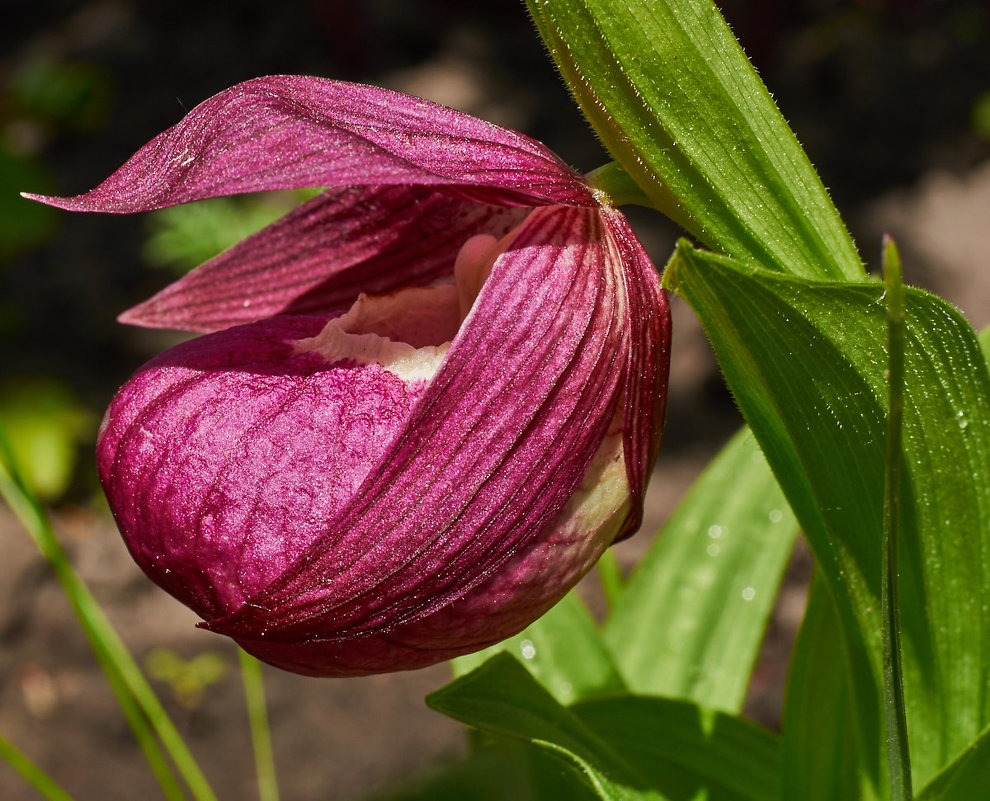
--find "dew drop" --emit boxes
[741,587,756,601]
[520,639,536,660]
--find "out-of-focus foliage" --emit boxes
[0,150,57,263]
[0,377,94,500]
[972,89,990,141]
[142,190,320,276]
[1,58,113,262]
[144,648,229,711]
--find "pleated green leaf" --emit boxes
[604,427,797,712]
[451,592,626,705]
[572,696,780,801]
[665,241,990,789]
[371,738,596,801]
[431,654,659,801]
[429,653,780,801]
[917,722,990,801]
[526,0,862,281]
[781,573,880,801]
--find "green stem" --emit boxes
[239,650,280,801]
[585,161,650,206]
[0,731,76,801]
[881,235,913,801]
[0,425,215,801]
[89,645,188,801]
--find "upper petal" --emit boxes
[205,205,630,643]
[120,186,528,332]
[25,76,594,212]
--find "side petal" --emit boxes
[24,76,593,212]
[602,207,671,539]
[205,206,629,651]
[120,186,528,332]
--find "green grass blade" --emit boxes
[0,424,217,801]
[239,650,280,801]
[604,427,797,712]
[0,731,77,801]
[527,0,863,281]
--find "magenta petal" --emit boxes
[203,207,629,665]
[603,208,671,539]
[25,76,593,212]
[120,186,528,332]
[97,314,434,620]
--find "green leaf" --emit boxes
[431,654,659,800]
[917,723,990,801]
[604,427,797,712]
[527,0,863,281]
[370,739,595,801]
[979,325,990,365]
[571,696,780,801]
[430,653,780,801]
[665,241,990,788]
[781,573,881,801]
[451,591,626,705]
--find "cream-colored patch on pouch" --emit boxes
[299,321,449,383]
[296,283,462,382]
[335,285,461,348]
[296,231,513,383]
[555,406,631,543]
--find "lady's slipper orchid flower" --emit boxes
[27,76,670,677]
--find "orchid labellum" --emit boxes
[27,76,671,676]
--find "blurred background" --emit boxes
[2,1,989,799]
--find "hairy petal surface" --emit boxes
[203,206,631,671]
[24,76,593,212]
[120,186,528,332]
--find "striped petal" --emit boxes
[204,206,631,674]
[24,76,593,213]
[603,207,671,539]
[98,205,635,675]
[121,186,528,332]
